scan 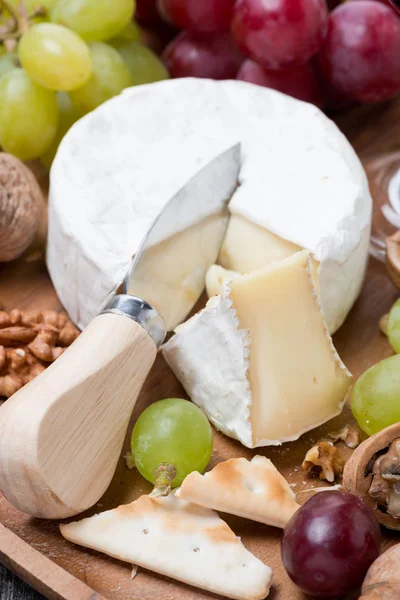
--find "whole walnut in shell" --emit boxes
[0,153,44,262]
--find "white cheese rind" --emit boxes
[48,78,371,331]
[162,251,353,448]
[165,291,253,447]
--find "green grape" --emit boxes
[387,298,400,353]
[41,92,79,168]
[0,53,18,80]
[18,23,92,91]
[23,0,58,12]
[0,68,58,160]
[114,20,141,42]
[351,355,400,436]
[111,40,168,86]
[131,398,213,489]
[51,0,136,42]
[0,0,52,24]
[6,0,57,13]
[69,42,132,115]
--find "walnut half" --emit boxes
[302,442,345,483]
[342,422,400,530]
[369,439,400,519]
[327,424,361,449]
[0,309,80,399]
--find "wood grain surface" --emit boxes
[0,564,43,600]
[1,101,400,600]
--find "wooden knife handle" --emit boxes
[0,312,157,519]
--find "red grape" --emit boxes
[319,1,400,103]
[312,58,355,111]
[281,491,381,598]
[158,0,235,36]
[135,0,160,24]
[231,0,329,70]
[163,32,243,79]
[140,21,178,54]
[237,59,322,106]
[366,0,400,16]
[384,0,400,15]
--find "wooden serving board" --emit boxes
[1,99,400,600]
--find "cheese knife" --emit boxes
[0,143,241,519]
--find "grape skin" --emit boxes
[51,0,136,42]
[111,40,168,85]
[387,298,400,353]
[115,21,141,42]
[7,0,58,12]
[237,59,322,106]
[0,53,18,80]
[69,42,133,115]
[282,491,380,598]
[163,32,243,80]
[131,398,213,488]
[159,0,235,36]
[231,0,328,70]
[41,92,79,169]
[1,0,54,24]
[351,355,400,436]
[135,0,160,24]
[319,1,400,103]
[0,68,58,160]
[19,23,92,91]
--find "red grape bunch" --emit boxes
[155,0,400,108]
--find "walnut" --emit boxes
[124,452,136,470]
[343,423,400,530]
[0,309,80,399]
[369,439,400,519]
[327,424,361,449]
[360,543,400,600]
[302,441,345,483]
[0,153,44,262]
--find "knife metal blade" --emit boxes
[124,143,241,331]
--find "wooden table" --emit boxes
[0,565,43,600]
[1,99,400,600]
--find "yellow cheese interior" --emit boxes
[127,214,224,331]
[228,251,352,444]
[219,214,320,294]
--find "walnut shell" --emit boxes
[359,543,400,599]
[342,423,400,530]
[0,153,44,262]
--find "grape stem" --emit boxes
[149,463,176,498]
[0,0,42,42]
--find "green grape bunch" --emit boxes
[0,0,169,164]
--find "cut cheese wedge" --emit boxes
[177,456,300,528]
[60,493,272,600]
[206,264,241,298]
[162,251,353,447]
